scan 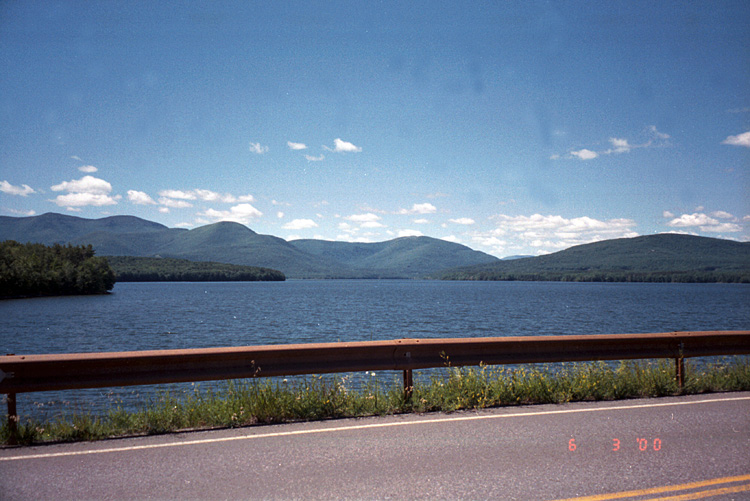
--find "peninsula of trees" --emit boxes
[0,241,116,298]
[107,256,285,282]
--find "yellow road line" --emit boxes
[554,474,750,500]
[654,482,750,500]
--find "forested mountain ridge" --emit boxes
[5,213,746,282]
[435,234,750,282]
[0,213,499,278]
[290,236,499,278]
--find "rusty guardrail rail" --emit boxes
[2,331,750,430]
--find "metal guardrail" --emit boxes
[2,331,750,431]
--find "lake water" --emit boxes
[2,280,749,420]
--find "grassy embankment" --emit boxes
[2,358,749,445]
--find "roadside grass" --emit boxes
[2,358,749,446]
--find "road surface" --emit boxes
[1,392,749,500]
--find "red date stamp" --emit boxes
[568,438,661,452]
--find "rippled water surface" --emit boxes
[2,280,748,419]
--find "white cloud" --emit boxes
[449,217,475,225]
[78,165,98,173]
[398,229,423,237]
[662,210,675,218]
[127,190,157,205]
[648,126,671,140]
[667,213,717,227]
[564,128,671,161]
[283,218,319,230]
[287,141,307,150]
[51,175,112,194]
[272,199,290,206]
[0,180,36,196]
[398,203,437,215]
[667,212,742,232]
[721,131,750,148]
[249,142,269,154]
[305,154,325,162]
[570,149,598,160]
[159,207,170,213]
[277,211,285,218]
[8,208,36,216]
[158,189,197,200]
[200,203,263,224]
[606,137,632,154]
[345,213,382,223]
[50,175,119,207]
[324,138,362,153]
[157,189,249,204]
[478,213,638,253]
[711,211,734,219]
[414,218,430,224]
[440,235,461,243]
[193,189,237,203]
[361,221,386,228]
[158,197,193,209]
[53,192,120,207]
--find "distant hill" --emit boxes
[435,234,750,283]
[107,256,285,282]
[291,237,499,278]
[0,213,499,279]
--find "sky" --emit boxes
[1,1,748,258]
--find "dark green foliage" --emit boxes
[436,234,750,283]
[107,256,285,282]
[0,240,116,298]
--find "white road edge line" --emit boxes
[2,394,749,462]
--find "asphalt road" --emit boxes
[1,392,749,500]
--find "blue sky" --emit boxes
[1,1,748,257]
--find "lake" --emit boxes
[2,280,749,420]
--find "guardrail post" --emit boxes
[675,357,685,393]
[403,369,413,402]
[675,341,685,393]
[6,393,18,444]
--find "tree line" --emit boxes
[439,270,750,283]
[106,256,285,282]
[0,241,116,298]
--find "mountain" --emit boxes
[0,212,171,244]
[0,213,499,278]
[290,236,499,278]
[435,234,750,282]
